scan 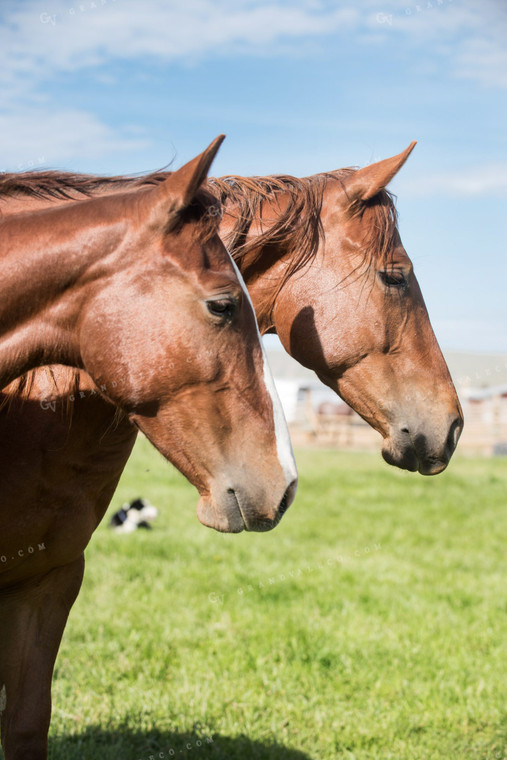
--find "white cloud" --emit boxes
[364,0,507,90]
[1,0,506,167]
[367,1,481,37]
[2,0,506,94]
[454,38,507,89]
[398,164,507,198]
[0,107,149,171]
[0,0,361,165]
[1,0,359,87]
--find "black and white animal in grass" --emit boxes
[109,498,159,533]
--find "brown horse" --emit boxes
[0,143,462,760]
[0,139,300,760]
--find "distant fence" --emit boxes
[459,396,507,456]
[288,390,507,457]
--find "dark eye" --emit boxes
[378,270,407,288]
[206,298,237,320]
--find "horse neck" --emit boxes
[0,202,126,386]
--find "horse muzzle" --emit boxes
[382,413,463,476]
[196,476,298,533]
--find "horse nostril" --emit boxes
[278,478,297,518]
[400,427,410,435]
[447,417,462,451]
[278,487,291,518]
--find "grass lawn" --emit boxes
[36,440,507,759]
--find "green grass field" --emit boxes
[39,440,507,760]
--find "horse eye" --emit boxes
[379,270,407,288]
[206,298,236,319]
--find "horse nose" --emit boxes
[245,476,298,532]
[397,412,463,475]
[197,472,298,534]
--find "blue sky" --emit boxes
[1,0,506,352]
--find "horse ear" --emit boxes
[341,141,417,204]
[152,134,225,220]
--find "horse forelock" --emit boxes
[347,186,399,271]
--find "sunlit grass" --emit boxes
[39,440,507,759]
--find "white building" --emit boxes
[264,342,507,456]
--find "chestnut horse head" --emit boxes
[0,137,297,531]
[213,144,463,475]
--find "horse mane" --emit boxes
[208,170,398,297]
[208,173,329,282]
[0,166,398,269]
[0,166,398,403]
[0,169,164,201]
[0,365,78,416]
[0,169,220,243]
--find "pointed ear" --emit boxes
[341,141,417,204]
[153,134,225,218]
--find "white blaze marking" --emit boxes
[229,257,298,490]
